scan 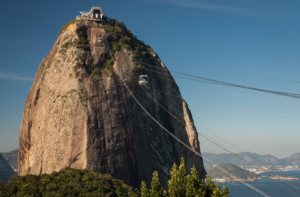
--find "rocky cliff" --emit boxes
[18,19,206,188]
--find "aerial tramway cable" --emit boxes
[104,31,272,197]
[136,62,300,93]
[121,65,300,106]
[200,145,298,197]
[129,71,300,193]
[133,74,300,194]
[162,80,300,107]
[134,60,300,100]
[137,72,300,121]
[132,72,300,192]
[131,61,300,181]
[162,58,300,84]
[134,60,300,93]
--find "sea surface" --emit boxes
[215,170,300,197]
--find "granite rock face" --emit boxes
[18,21,206,188]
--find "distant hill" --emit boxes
[207,163,260,180]
[0,154,16,183]
[203,152,300,169]
[281,153,300,166]
[1,149,18,172]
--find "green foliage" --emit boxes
[59,19,81,35]
[76,25,88,50]
[207,163,260,180]
[105,59,114,76]
[141,181,150,197]
[91,69,103,81]
[103,19,154,62]
[142,158,230,197]
[130,64,142,77]
[112,44,120,52]
[0,167,140,196]
[149,171,167,197]
[100,19,155,81]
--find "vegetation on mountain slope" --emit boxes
[59,19,82,35]
[0,158,229,197]
[0,167,140,197]
[208,163,260,180]
[202,152,300,167]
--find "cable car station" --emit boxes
[76,7,114,25]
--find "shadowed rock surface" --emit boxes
[18,19,206,188]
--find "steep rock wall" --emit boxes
[19,21,206,188]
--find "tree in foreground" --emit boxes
[0,167,140,197]
[141,157,230,197]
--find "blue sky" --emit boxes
[0,0,299,159]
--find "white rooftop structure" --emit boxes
[79,7,104,20]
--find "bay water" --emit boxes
[215,170,300,197]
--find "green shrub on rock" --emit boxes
[59,19,81,35]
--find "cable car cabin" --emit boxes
[98,38,102,43]
[139,75,148,85]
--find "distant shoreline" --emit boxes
[212,178,261,183]
[212,169,300,183]
[255,168,300,174]
[269,176,299,180]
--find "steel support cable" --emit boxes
[130,74,278,197]
[129,72,300,195]
[174,75,300,99]
[146,84,300,188]
[142,74,300,121]
[109,34,300,192]
[134,59,300,99]
[130,73,228,152]
[134,60,300,93]
[144,62,300,93]
[179,83,300,107]
[170,69,300,93]
[161,57,300,84]
[200,146,293,197]
[145,84,300,182]
[140,71,300,186]
[141,70,300,107]
[128,61,300,192]
[132,80,300,192]
[142,67,300,99]
[145,72,300,120]
[143,65,300,94]
[131,71,300,192]
[104,32,271,197]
